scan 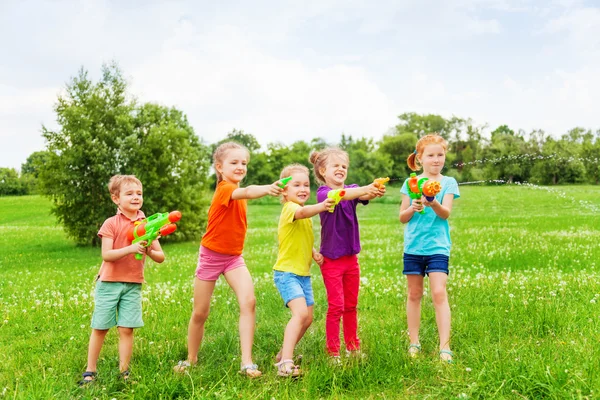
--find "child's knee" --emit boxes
[191,308,210,323]
[118,327,134,337]
[408,289,423,302]
[239,295,256,313]
[431,288,447,305]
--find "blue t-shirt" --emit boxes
[400,176,460,256]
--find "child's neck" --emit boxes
[421,171,443,180]
[120,208,138,220]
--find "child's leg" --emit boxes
[280,298,311,361]
[429,272,451,352]
[84,329,109,376]
[224,267,257,366]
[321,258,345,356]
[118,327,134,373]
[342,259,360,351]
[406,275,424,345]
[187,278,217,364]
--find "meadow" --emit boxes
[0,185,599,399]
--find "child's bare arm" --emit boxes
[342,183,385,201]
[423,193,454,220]
[146,241,166,263]
[101,237,145,262]
[294,198,335,220]
[232,181,283,200]
[399,194,423,223]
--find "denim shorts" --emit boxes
[403,253,449,276]
[91,281,143,329]
[273,271,315,307]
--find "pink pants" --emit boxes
[320,254,361,356]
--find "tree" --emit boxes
[0,168,27,196]
[21,151,51,194]
[39,64,210,245]
[339,134,393,185]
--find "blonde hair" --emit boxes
[308,147,349,185]
[279,164,310,204]
[213,141,250,183]
[407,134,448,171]
[108,175,142,197]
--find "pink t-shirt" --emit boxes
[97,209,162,283]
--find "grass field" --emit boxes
[1,185,599,399]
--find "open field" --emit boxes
[1,185,599,399]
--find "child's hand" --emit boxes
[376,186,386,197]
[421,196,437,207]
[363,183,381,197]
[129,241,147,255]
[313,251,324,266]
[322,197,336,212]
[410,199,424,213]
[266,182,284,197]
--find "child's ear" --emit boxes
[110,194,120,205]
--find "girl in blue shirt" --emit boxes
[399,134,460,363]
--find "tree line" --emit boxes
[1,64,599,244]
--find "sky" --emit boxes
[1,0,599,170]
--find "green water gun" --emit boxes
[127,211,182,259]
[327,188,346,213]
[278,176,292,189]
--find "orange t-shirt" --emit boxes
[97,209,162,283]
[201,180,247,255]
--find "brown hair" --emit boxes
[407,134,448,171]
[279,164,310,204]
[308,147,349,185]
[213,141,250,183]
[108,175,142,197]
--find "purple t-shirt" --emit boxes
[317,184,369,260]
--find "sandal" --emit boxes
[274,359,301,378]
[408,343,421,358]
[240,363,262,378]
[120,370,130,381]
[78,371,97,387]
[439,349,454,364]
[173,360,193,373]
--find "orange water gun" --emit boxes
[406,173,442,214]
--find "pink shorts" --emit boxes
[195,246,246,281]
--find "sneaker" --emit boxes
[346,349,367,360]
[329,355,342,366]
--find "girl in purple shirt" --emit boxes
[309,148,385,361]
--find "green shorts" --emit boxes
[91,281,144,330]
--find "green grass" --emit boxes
[1,185,599,399]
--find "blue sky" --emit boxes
[1,0,599,169]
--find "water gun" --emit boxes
[373,177,390,188]
[406,173,442,214]
[327,189,346,213]
[278,176,292,189]
[127,211,182,259]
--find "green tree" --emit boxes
[377,132,418,178]
[21,151,51,194]
[39,64,210,245]
[0,168,27,196]
[339,134,393,185]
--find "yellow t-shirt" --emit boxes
[273,201,314,276]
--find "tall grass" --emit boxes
[1,185,599,399]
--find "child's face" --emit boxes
[217,149,248,184]
[283,172,311,206]
[321,154,348,187]
[112,182,143,215]
[419,144,446,175]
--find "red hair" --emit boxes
[407,134,448,171]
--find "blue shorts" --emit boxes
[403,253,449,276]
[273,271,315,307]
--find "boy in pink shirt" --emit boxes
[79,175,166,386]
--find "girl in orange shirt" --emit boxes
[174,142,283,377]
